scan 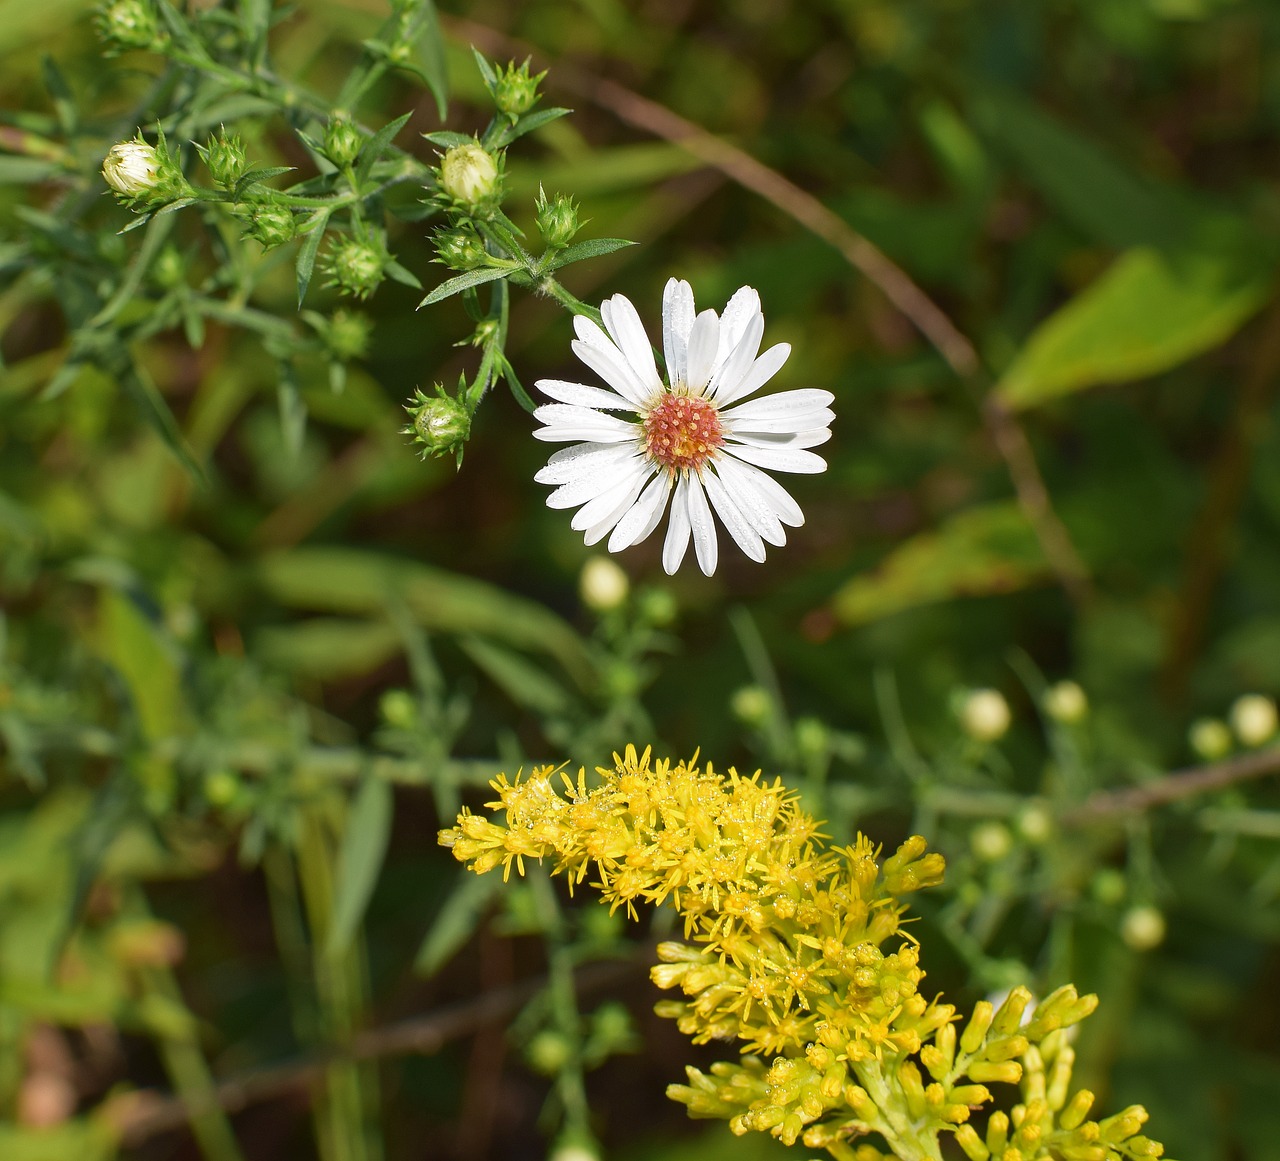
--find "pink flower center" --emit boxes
[642,394,725,473]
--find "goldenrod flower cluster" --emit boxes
[439,746,1172,1161]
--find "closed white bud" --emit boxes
[1229,694,1277,748]
[1120,905,1165,951]
[960,688,1011,742]
[579,557,628,611]
[1043,680,1088,724]
[102,139,158,195]
[439,142,499,205]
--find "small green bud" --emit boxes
[636,586,677,627]
[95,0,164,53]
[203,769,240,807]
[433,227,490,271]
[970,820,1013,863]
[526,1030,572,1075]
[199,129,248,188]
[320,309,373,361]
[536,187,581,249]
[324,118,365,168]
[1043,680,1088,724]
[731,685,771,727]
[102,138,159,197]
[379,689,417,730]
[794,716,829,760]
[403,386,471,463]
[492,57,546,121]
[1188,716,1232,761]
[151,245,186,290]
[438,142,500,206]
[1016,799,1053,844]
[1230,693,1277,748]
[580,557,629,611]
[324,231,390,299]
[239,203,298,250]
[1090,867,1127,906]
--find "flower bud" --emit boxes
[960,688,1011,742]
[240,204,298,250]
[379,689,416,730]
[1120,905,1165,951]
[1044,680,1088,724]
[637,587,677,627]
[492,57,546,120]
[318,309,373,362]
[200,129,248,188]
[95,0,164,53]
[1230,693,1277,748]
[324,118,365,168]
[526,1030,572,1075]
[731,685,770,727]
[1016,800,1052,844]
[970,820,1013,863]
[402,387,471,463]
[439,142,500,206]
[434,227,490,271]
[1188,717,1232,761]
[536,188,581,249]
[580,557,629,612]
[324,231,389,299]
[102,139,159,197]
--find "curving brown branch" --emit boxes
[1064,744,1280,824]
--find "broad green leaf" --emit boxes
[326,776,393,958]
[94,589,184,740]
[414,0,449,121]
[548,237,637,271]
[414,871,501,977]
[255,618,400,680]
[995,248,1269,410]
[832,502,1050,627]
[0,1118,118,1161]
[255,548,595,686]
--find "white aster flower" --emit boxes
[533,278,834,575]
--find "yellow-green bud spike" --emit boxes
[961,1001,995,1054]
[954,1124,990,1161]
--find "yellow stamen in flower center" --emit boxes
[642,393,725,473]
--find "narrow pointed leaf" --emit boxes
[418,267,509,308]
[354,111,413,187]
[326,776,394,958]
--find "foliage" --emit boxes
[2,1,1280,1160]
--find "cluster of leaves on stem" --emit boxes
[440,747,1172,1161]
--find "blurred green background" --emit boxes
[2,0,1279,1159]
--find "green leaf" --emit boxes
[255,618,400,680]
[295,211,329,308]
[384,258,423,289]
[548,237,637,270]
[491,107,572,150]
[831,501,1051,626]
[40,55,76,136]
[94,588,185,740]
[354,111,413,187]
[417,266,510,308]
[994,248,1269,410]
[460,636,573,716]
[276,364,307,461]
[970,88,1205,251]
[116,362,204,480]
[0,1118,118,1161]
[254,547,595,687]
[414,0,449,121]
[0,156,60,184]
[326,776,393,958]
[422,130,473,149]
[414,871,501,977]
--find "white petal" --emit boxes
[725,410,834,436]
[716,286,761,365]
[725,443,828,474]
[533,404,639,443]
[571,463,647,537]
[702,467,766,562]
[713,342,791,407]
[685,309,721,393]
[685,471,718,575]
[709,311,763,402]
[708,457,786,545]
[662,475,693,574]
[608,471,672,551]
[536,379,635,410]
[662,278,695,390]
[727,428,832,450]
[535,442,638,485]
[547,452,646,509]
[722,388,834,421]
[570,338,652,408]
[600,294,660,392]
[715,454,805,528]
[583,470,650,545]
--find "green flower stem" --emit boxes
[138,965,247,1161]
[852,1055,943,1161]
[541,277,605,329]
[529,868,596,1151]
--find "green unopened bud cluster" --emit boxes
[324,118,365,168]
[402,386,471,466]
[324,229,392,299]
[95,0,165,54]
[487,57,547,122]
[536,187,582,249]
[197,129,249,189]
